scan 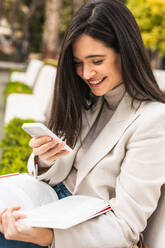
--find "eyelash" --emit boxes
[74,60,103,66]
[93,60,103,65]
[74,61,82,66]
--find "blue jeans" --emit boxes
[0,183,72,248]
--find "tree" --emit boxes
[127,0,165,68]
[22,0,45,55]
[42,0,63,59]
[1,0,45,61]
[0,0,4,20]
[72,0,86,12]
[42,0,126,59]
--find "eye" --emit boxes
[93,60,103,65]
[74,61,82,66]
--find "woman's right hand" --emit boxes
[0,206,53,246]
[29,136,70,164]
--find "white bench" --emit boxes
[4,65,57,124]
[10,59,44,88]
[153,69,165,92]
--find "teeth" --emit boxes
[89,79,103,85]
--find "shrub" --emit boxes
[43,59,58,67]
[0,118,35,175]
[5,60,57,99]
[4,81,32,100]
[9,68,24,78]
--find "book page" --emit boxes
[0,173,58,212]
[0,173,111,230]
[21,195,110,229]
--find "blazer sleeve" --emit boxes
[50,103,165,248]
[27,151,74,185]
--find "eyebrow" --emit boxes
[73,55,106,60]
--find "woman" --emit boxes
[1,0,165,247]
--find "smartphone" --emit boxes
[22,122,72,152]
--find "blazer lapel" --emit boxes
[74,94,144,191]
[59,97,104,177]
[80,97,104,141]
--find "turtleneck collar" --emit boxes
[104,83,125,110]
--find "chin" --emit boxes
[91,87,112,96]
[91,91,105,96]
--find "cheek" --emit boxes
[107,59,121,76]
[114,56,122,74]
[76,67,82,78]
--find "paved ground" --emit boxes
[0,61,25,70]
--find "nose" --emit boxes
[82,65,96,80]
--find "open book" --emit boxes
[0,173,111,229]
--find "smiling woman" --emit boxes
[0,0,165,248]
[72,34,122,96]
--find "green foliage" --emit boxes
[60,0,88,38]
[9,69,24,78]
[3,82,32,100]
[43,59,58,67]
[60,0,73,38]
[29,3,45,53]
[0,118,36,175]
[3,0,45,56]
[127,0,165,55]
[60,0,126,39]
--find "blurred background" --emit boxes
[0,0,164,68]
[0,0,165,175]
[0,0,88,63]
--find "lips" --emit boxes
[88,77,107,87]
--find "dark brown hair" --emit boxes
[49,0,165,147]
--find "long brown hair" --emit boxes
[49,0,165,147]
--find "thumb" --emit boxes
[15,221,33,233]
[0,208,8,233]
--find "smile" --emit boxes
[88,77,107,87]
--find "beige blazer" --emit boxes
[28,93,165,248]
[143,184,165,247]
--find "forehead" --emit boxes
[72,34,112,58]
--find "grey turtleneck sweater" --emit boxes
[63,83,125,192]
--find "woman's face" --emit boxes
[72,34,123,96]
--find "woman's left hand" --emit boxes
[0,206,54,246]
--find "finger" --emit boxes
[0,208,8,223]
[40,141,67,160]
[0,210,6,232]
[0,208,8,217]
[2,209,17,237]
[7,206,22,213]
[0,208,8,233]
[44,149,70,162]
[15,221,33,233]
[29,136,52,148]
[2,206,22,221]
[33,139,60,156]
[14,214,26,221]
[0,222,4,233]
[1,206,26,239]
